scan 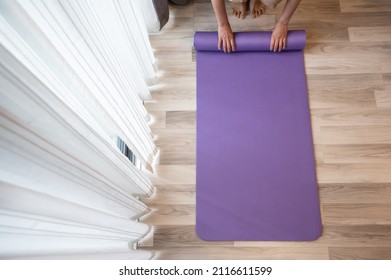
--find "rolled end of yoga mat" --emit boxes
[194,30,306,52]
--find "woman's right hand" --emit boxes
[218,24,236,53]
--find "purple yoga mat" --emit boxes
[195,31,322,241]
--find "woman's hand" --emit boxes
[270,23,288,52]
[218,24,236,53]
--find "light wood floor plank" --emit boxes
[145,99,196,111]
[307,73,381,108]
[305,42,391,60]
[312,108,391,126]
[158,148,196,165]
[154,129,196,164]
[150,85,196,100]
[305,56,381,75]
[323,204,391,225]
[349,26,391,42]
[335,12,391,27]
[307,73,383,92]
[375,88,391,108]
[381,59,391,73]
[142,189,195,205]
[319,125,391,145]
[152,184,196,192]
[141,204,195,226]
[151,165,196,185]
[339,0,391,13]
[309,91,377,109]
[319,183,391,203]
[295,0,340,14]
[150,33,194,52]
[385,73,391,86]
[317,163,391,183]
[166,111,196,128]
[329,247,391,260]
[319,144,391,164]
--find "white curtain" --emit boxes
[140,0,161,33]
[0,0,157,259]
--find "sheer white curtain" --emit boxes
[140,0,162,33]
[0,0,157,259]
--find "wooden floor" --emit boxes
[140,0,391,259]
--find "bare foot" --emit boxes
[249,0,266,18]
[231,2,246,19]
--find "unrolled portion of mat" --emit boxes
[195,31,322,241]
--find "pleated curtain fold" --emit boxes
[0,0,157,260]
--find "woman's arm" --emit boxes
[211,0,236,52]
[270,0,301,52]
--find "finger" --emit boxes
[282,37,287,50]
[231,38,236,52]
[227,39,232,53]
[224,39,230,53]
[278,38,283,52]
[275,37,281,52]
[270,37,275,51]
[218,37,222,50]
[273,37,278,52]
